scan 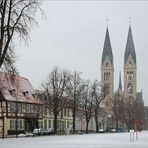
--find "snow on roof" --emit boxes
[0,72,42,104]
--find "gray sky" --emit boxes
[15,1,148,105]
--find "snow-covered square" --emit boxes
[0,131,148,148]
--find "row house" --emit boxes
[41,106,73,133]
[0,71,108,136]
[0,72,43,136]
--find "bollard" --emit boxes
[130,130,134,142]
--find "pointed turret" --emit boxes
[101,27,113,66]
[118,71,122,91]
[124,25,136,65]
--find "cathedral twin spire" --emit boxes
[102,25,136,67]
[101,25,136,95]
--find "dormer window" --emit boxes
[9,89,16,97]
[32,94,36,98]
[23,91,29,97]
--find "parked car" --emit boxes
[111,129,116,133]
[45,128,54,135]
[33,128,46,135]
[99,129,105,133]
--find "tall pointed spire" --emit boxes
[124,25,136,65]
[118,71,122,90]
[101,27,113,66]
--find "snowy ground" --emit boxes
[0,131,148,148]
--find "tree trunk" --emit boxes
[95,108,99,132]
[72,108,76,134]
[54,113,58,134]
[95,120,99,133]
[116,119,118,133]
[86,121,89,134]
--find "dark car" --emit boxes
[45,128,54,135]
[33,128,46,136]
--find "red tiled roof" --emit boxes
[0,72,42,104]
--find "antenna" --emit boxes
[106,18,109,27]
[129,16,132,26]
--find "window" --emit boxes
[48,120,51,128]
[39,106,43,114]
[129,61,131,67]
[18,120,23,129]
[43,106,47,115]
[17,103,22,113]
[67,109,70,117]
[9,89,16,97]
[10,120,23,130]
[10,120,15,129]
[61,109,63,118]
[10,102,16,112]
[106,62,108,68]
[44,119,47,129]
[128,83,132,94]
[49,110,52,115]
[64,108,66,116]
[30,105,34,112]
[67,121,69,128]
[127,71,133,80]
[26,104,31,112]
[39,121,43,128]
[22,104,26,113]
[23,91,29,97]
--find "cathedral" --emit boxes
[101,25,143,102]
[101,25,144,130]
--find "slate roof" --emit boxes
[101,27,113,66]
[124,25,136,65]
[0,72,42,104]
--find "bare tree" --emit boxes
[124,96,136,131]
[81,82,94,134]
[67,71,84,134]
[42,67,70,134]
[124,95,145,131]
[112,92,125,132]
[134,98,145,130]
[0,0,42,73]
[92,80,109,133]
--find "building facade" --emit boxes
[0,72,43,137]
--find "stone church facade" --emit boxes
[101,25,141,102]
[101,25,144,131]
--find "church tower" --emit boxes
[101,27,114,105]
[124,25,137,99]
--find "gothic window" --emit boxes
[106,62,108,68]
[104,72,110,81]
[129,61,131,67]
[107,72,110,80]
[127,83,132,94]
[127,71,133,80]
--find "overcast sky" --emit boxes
[15,1,148,105]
